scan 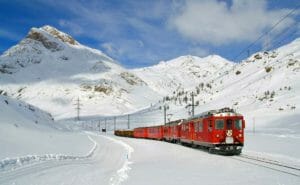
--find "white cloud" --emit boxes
[58,20,84,35]
[0,29,21,41]
[170,0,297,45]
[188,47,209,57]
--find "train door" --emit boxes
[225,119,234,144]
[207,119,213,142]
[195,119,203,141]
[189,122,195,141]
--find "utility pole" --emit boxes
[186,92,195,118]
[114,116,116,131]
[191,92,195,118]
[74,97,82,121]
[105,118,107,132]
[127,114,130,129]
[163,105,169,125]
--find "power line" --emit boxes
[73,97,82,121]
[233,4,300,62]
[272,28,299,49]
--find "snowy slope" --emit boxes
[135,38,300,133]
[131,55,233,95]
[0,95,94,160]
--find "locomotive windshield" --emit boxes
[226,119,233,129]
[234,119,243,130]
[215,119,224,129]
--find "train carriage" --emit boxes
[147,125,164,140]
[163,119,183,142]
[133,127,148,138]
[180,108,245,155]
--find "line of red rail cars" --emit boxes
[116,108,245,155]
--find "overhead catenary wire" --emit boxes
[233,4,300,62]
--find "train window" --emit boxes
[226,119,233,129]
[194,122,198,132]
[194,122,203,132]
[199,122,203,132]
[215,119,224,130]
[235,120,243,130]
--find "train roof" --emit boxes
[165,119,185,126]
[190,107,242,120]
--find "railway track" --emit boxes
[232,154,300,177]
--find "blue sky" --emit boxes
[0,0,299,68]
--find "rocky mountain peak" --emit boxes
[26,25,78,50]
[40,25,78,45]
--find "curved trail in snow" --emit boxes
[0,132,133,185]
[87,132,134,185]
[0,135,97,171]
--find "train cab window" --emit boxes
[215,119,224,130]
[195,122,203,132]
[234,119,243,130]
[199,122,203,132]
[226,119,233,129]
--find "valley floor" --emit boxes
[1,130,300,185]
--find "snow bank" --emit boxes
[0,135,97,171]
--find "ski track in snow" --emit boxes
[0,131,134,185]
[87,132,134,185]
[0,135,97,171]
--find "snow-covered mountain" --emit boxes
[0,26,161,119]
[131,55,233,95]
[0,25,232,120]
[0,25,299,130]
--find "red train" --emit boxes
[119,108,245,155]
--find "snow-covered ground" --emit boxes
[1,131,299,185]
[0,133,133,185]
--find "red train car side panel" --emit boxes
[147,126,163,140]
[133,127,148,138]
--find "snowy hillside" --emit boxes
[0,26,160,119]
[0,26,236,120]
[0,95,93,160]
[144,38,300,133]
[131,55,233,95]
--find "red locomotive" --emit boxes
[117,108,245,155]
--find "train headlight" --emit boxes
[216,134,219,138]
[239,134,242,137]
